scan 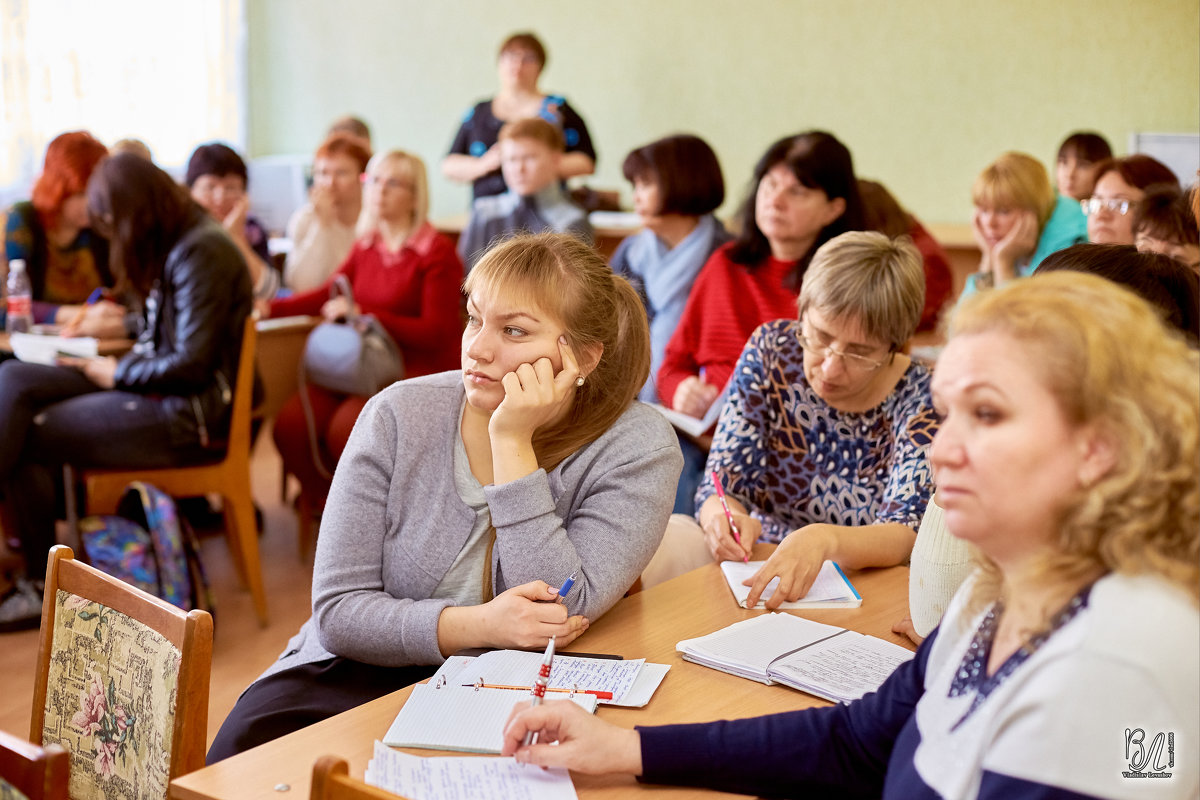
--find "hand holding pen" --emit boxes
[523,636,556,746]
[701,472,758,563]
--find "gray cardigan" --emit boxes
[259,370,683,680]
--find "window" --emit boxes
[0,0,246,206]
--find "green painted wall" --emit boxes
[247,0,1199,224]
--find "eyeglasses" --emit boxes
[1081,197,1134,216]
[795,332,890,373]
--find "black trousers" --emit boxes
[0,361,203,578]
[206,657,438,764]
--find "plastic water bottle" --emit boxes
[5,259,33,333]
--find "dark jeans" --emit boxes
[206,657,438,763]
[673,433,709,516]
[0,360,200,578]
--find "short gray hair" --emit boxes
[798,230,925,349]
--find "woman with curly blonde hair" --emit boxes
[502,272,1198,799]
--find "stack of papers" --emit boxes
[8,332,98,365]
[366,741,577,800]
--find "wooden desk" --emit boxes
[0,332,134,357]
[171,552,911,800]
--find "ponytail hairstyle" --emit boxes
[462,233,651,472]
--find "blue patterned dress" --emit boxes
[697,319,938,543]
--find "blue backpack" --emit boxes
[79,482,214,617]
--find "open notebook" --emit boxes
[676,612,914,704]
[721,559,862,608]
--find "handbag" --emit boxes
[301,275,404,396]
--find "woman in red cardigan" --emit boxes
[265,150,463,515]
[656,131,863,513]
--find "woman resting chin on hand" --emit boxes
[206,233,683,763]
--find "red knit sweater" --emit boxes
[270,222,463,377]
[657,243,800,410]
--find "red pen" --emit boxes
[711,470,748,563]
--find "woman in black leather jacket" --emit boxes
[0,152,253,631]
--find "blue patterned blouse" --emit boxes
[697,318,939,543]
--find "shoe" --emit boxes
[0,578,43,633]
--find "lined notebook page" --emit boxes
[676,613,843,677]
[382,684,597,754]
[720,560,860,608]
[366,741,578,800]
[467,651,645,701]
[770,632,914,702]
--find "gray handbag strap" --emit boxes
[330,274,358,322]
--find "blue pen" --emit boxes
[85,287,105,305]
[556,570,578,603]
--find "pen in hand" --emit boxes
[555,570,577,604]
[711,470,748,563]
[523,636,556,746]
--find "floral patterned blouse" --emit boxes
[697,318,939,543]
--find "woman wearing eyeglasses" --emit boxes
[645,231,937,600]
[264,150,463,518]
[1085,154,1179,245]
[963,152,1087,295]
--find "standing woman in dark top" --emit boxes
[2,131,127,336]
[0,153,253,632]
[442,31,596,201]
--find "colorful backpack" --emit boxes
[79,481,214,617]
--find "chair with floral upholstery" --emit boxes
[0,729,68,800]
[309,756,411,800]
[29,545,212,800]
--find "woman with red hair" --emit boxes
[3,131,127,336]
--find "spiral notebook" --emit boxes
[382,681,598,754]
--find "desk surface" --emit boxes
[171,553,911,799]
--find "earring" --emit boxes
[575,376,585,387]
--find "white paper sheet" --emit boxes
[466,651,647,704]
[9,332,98,365]
[366,741,578,800]
[721,560,861,609]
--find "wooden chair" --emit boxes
[309,756,411,800]
[80,316,269,625]
[0,729,68,800]
[32,545,212,800]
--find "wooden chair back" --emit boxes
[309,756,411,800]
[81,315,268,625]
[31,545,213,799]
[0,729,68,800]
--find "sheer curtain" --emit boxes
[0,0,246,206]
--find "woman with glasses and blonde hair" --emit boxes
[643,231,937,599]
[965,152,1087,294]
[264,150,463,518]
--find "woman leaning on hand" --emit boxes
[207,233,682,761]
[504,270,1200,800]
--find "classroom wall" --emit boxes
[246,0,1200,225]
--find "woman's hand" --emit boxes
[438,580,588,655]
[60,300,127,338]
[57,355,118,389]
[672,375,718,419]
[502,700,643,776]
[992,210,1039,281]
[320,295,359,321]
[743,524,837,609]
[697,496,758,562]
[310,182,337,225]
[222,195,250,242]
[892,616,925,647]
[488,336,580,444]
